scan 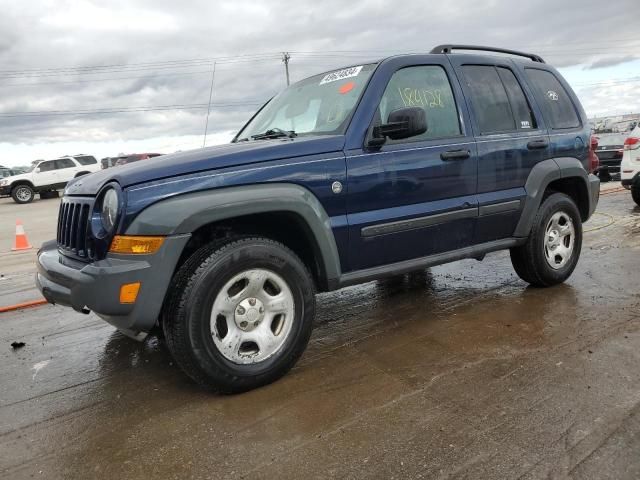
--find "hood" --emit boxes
[65,135,345,196]
[1,171,31,184]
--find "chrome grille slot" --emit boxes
[57,198,94,260]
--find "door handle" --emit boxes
[440,149,470,161]
[527,139,549,150]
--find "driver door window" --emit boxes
[377,66,462,143]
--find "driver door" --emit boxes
[345,62,478,271]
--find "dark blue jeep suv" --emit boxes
[36,45,600,392]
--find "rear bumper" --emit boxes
[36,235,190,338]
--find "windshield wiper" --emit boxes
[250,128,297,140]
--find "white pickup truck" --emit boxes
[0,155,100,204]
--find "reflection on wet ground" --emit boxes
[1,193,639,479]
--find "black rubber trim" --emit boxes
[478,200,522,216]
[339,238,524,288]
[360,207,478,238]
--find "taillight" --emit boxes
[624,137,640,150]
[588,135,599,173]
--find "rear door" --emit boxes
[451,57,550,243]
[345,59,478,271]
[54,158,78,185]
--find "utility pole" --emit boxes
[202,61,217,148]
[282,52,291,86]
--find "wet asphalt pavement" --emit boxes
[1,191,639,479]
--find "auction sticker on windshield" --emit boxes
[319,66,363,85]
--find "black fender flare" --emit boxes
[125,183,342,285]
[514,157,598,237]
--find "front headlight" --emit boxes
[101,188,119,232]
[0,179,8,186]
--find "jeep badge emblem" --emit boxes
[547,90,559,101]
[331,181,343,194]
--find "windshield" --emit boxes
[236,64,376,141]
[24,164,36,173]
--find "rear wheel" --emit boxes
[11,184,34,204]
[510,193,582,287]
[163,237,315,393]
[632,186,640,207]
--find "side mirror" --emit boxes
[35,167,41,173]
[371,107,428,146]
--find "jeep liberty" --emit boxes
[36,45,600,392]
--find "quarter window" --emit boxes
[377,65,461,142]
[525,68,580,129]
[75,155,97,165]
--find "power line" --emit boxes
[0,102,262,118]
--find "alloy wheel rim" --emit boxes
[210,268,295,364]
[544,211,575,270]
[16,187,31,201]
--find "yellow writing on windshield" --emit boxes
[398,88,444,108]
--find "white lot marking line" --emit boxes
[32,360,51,380]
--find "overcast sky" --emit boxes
[0,0,638,166]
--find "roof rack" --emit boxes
[430,44,545,63]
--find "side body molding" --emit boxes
[125,183,342,286]
[514,157,594,237]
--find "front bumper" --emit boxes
[36,235,190,338]
[0,186,11,196]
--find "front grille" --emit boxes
[57,198,93,259]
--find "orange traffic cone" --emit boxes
[12,220,33,251]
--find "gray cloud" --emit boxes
[586,55,638,70]
[0,0,637,151]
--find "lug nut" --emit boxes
[254,321,260,327]
[237,306,245,315]
[240,321,248,328]
[248,298,256,306]
[259,306,264,314]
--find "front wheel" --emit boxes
[163,237,315,393]
[632,186,640,207]
[11,185,34,204]
[510,193,582,287]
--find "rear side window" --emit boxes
[462,65,514,134]
[497,68,537,130]
[55,158,76,169]
[75,155,97,165]
[525,69,580,129]
[378,65,462,141]
[38,161,56,172]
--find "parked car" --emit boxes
[621,125,640,205]
[593,133,625,181]
[115,153,162,167]
[0,155,100,203]
[36,45,599,392]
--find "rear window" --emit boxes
[525,69,580,129]
[75,155,97,165]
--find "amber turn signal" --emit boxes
[119,282,141,304]
[109,235,165,254]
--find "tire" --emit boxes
[632,186,640,207]
[163,237,316,393]
[11,184,35,204]
[510,192,582,287]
